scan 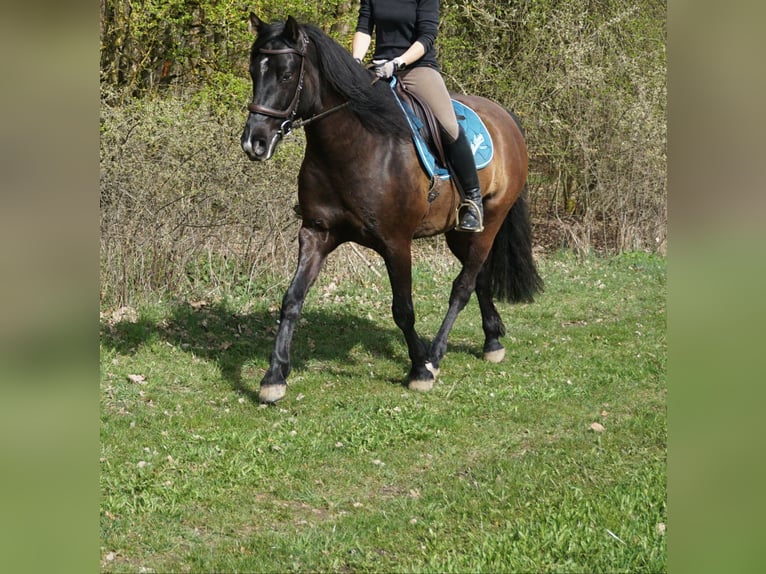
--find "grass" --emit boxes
[100,250,666,573]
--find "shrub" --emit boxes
[100,90,305,305]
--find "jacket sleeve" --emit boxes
[356,0,374,35]
[415,0,439,51]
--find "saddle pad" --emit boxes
[390,78,493,181]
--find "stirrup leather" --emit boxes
[455,200,484,232]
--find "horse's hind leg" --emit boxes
[427,262,482,376]
[427,233,492,373]
[259,226,337,403]
[382,241,434,391]
[475,261,506,363]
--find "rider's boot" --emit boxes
[444,126,484,232]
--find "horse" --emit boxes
[241,14,543,403]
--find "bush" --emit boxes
[439,0,666,253]
[100,90,306,305]
[99,0,359,97]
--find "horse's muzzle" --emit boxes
[241,123,280,161]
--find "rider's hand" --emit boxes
[373,57,405,79]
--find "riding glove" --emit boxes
[373,57,405,79]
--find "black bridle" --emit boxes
[247,32,309,136]
[247,31,351,137]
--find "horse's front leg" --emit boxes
[383,242,434,391]
[259,226,337,403]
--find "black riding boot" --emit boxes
[445,127,484,232]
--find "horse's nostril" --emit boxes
[253,139,267,155]
[241,132,270,159]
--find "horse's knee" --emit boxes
[280,294,303,324]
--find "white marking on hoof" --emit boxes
[425,361,440,379]
[259,385,286,404]
[483,347,506,363]
[408,378,434,392]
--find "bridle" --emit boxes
[247,32,310,136]
[246,31,351,137]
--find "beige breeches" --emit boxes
[398,66,460,143]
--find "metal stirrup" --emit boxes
[455,200,484,232]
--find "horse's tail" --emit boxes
[489,182,544,303]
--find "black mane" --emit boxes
[253,19,411,140]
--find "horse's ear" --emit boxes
[284,15,301,44]
[249,12,265,35]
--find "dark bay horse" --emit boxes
[241,15,543,403]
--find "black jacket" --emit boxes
[356,0,440,70]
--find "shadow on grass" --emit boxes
[100,301,422,402]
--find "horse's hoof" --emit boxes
[483,347,506,363]
[407,363,438,391]
[259,384,287,404]
[408,378,434,392]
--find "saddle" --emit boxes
[392,78,449,171]
[388,77,494,183]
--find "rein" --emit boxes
[286,101,350,135]
[292,77,380,133]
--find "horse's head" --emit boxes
[241,14,310,161]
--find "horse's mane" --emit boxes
[254,20,411,140]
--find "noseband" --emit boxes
[247,32,310,135]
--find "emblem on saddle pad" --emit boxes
[471,133,485,156]
[389,78,494,182]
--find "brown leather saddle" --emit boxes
[392,80,450,171]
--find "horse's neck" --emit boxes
[303,80,406,168]
[304,106,392,166]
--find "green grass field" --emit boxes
[100,251,666,573]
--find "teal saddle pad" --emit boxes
[389,77,493,181]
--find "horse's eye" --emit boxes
[280,72,294,83]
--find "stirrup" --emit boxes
[455,200,484,233]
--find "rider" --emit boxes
[352,0,484,232]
